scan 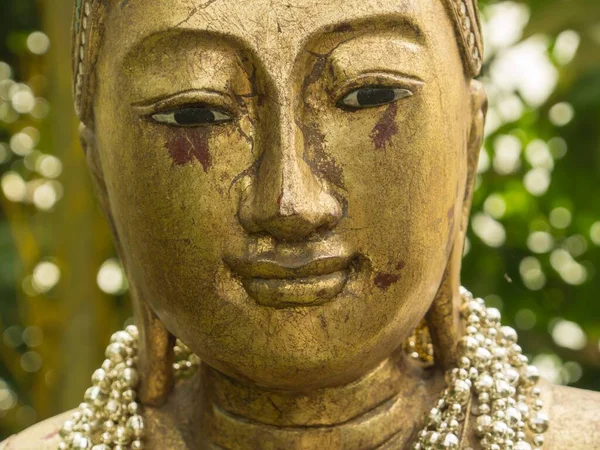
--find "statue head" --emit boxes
[72,0,487,399]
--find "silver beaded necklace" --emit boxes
[58,288,549,450]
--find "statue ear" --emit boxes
[79,123,175,405]
[425,80,488,370]
[79,124,111,221]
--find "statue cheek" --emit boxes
[165,128,212,171]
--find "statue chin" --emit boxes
[1,0,599,449]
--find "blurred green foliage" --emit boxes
[0,0,599,440]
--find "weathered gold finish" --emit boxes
[2,0,600,449]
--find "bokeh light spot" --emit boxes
[549,207,572,229]
[551,319,587,351]
[22,326,43,348]
[527,231,553,254]
[523,168,551,196]
[36,154,63,178]
[33,182,58,211]
[97,259,127,295]
[549,102,575,126]
[3,325,23,348]
[472,213,506,247]
[515,309,537,330]
[590,222,600,246]
[1,172,26,202]
[483,193,506,219]
[519,256,546,290]
[553,30,580,65]
[20,351,42,372]
[493,134,522,174]
[32,261,61,293]
[26,31,50,55]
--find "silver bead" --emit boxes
[111,330,135,345]
[493,379,511,399]
[505,367,520,386]
[474,347,492,366]
[501,326,518,344]
[127,415,144,438]
[514,442,532,450]
[427,408,442,426]
[115,425,132,445]
[505,407,522,427]
[441,432,459,449]
[485,308,501,325]
[124,325,138,339]
[521,365,540,386]
[106,343,128,363]
[84,386,107,406]
[490,421,508,439]
[449,379,471,405]
[476,415,492,437]
[529,412,549,433]
[127,401,139,414]
[426,431,441,444]
[475,374,494,392]
[122,368,140,388]
[459,336,479,358]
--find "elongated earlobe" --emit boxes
[426,80,488,371]
[80,124,176,405]
[133,293,175,406]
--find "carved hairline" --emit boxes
[71,0,483,126]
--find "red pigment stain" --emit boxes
[447,205,455,220]
[395,261,406,271]
[166,129,212,172]
[319,315,327,329]
[374,272,400,290]
[44,430,58,440]
[370,102,399,150]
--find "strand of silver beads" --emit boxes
[57,326,199,449]
[59,288,548,449]
[414,287,549,450]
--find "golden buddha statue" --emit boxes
[2,0,599,449]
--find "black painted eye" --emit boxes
[339,86,412,109]
[151,107,233,126]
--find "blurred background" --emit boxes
[0,0,599,439]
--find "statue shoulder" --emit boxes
[0,410,73,450]
[547,383,600,449]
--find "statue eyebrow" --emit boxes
[300,15,427,56]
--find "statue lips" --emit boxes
[225,250,356,308]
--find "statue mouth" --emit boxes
[224,249,357,307]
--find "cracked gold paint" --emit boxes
[4,0,600,449]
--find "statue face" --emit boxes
[93,0,475,388]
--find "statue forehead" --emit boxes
[102,0,451,71]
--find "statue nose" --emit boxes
[238,112,342,242]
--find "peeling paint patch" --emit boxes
[166,129,212,171]
[370,102,399,150]
[374,272,400,290]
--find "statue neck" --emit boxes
[195,352,445,449]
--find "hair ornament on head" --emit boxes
[71,0,484,125]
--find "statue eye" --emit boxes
[339,86,413,109]
[151,106,233,126]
